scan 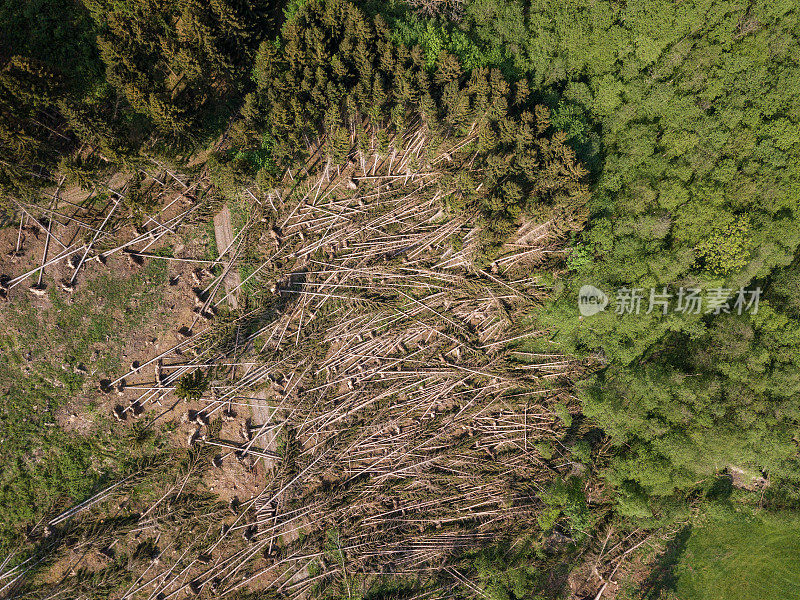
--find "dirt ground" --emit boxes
[0,172,272,527]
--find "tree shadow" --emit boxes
[639,525,692,600]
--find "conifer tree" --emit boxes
[236,0,588,245]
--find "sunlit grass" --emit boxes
[676,509,800,600]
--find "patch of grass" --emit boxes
[0,261,169,554]
[237,261,258,299]
[44,260,167,370]
[675,509,800,600]
[227,196,250,235]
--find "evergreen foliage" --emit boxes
[0,0,286,203]
[175,369,209,401]
[82,0,283,136]
[0,0,128,197]
[236,0,588,239]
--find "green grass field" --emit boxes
[676,509,800,600]
[0,261,169,554]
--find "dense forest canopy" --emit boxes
[0,0,284,199]
[532,0,800,512]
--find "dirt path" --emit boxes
[213,206,242,309]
